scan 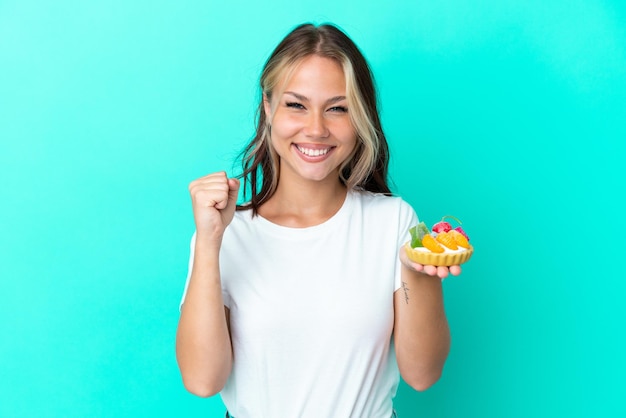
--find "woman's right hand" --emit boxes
[188,171,240,241]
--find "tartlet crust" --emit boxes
[404,242,474,267]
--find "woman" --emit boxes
[176,23,460,418]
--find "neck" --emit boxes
[259,176,348,228]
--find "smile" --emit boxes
[295,144,333,157]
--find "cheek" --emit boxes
[337,124,357,146]
[271,115,302,139]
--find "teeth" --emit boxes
[296,145,330,157]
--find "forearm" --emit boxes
[176,238,232,397]
[394,265,450,391]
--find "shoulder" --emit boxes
[233,206,255,221]
[351,189,415,216]
[350,189,419,238]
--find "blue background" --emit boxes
[1,1,625,417]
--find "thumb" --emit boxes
[227,177,240,205]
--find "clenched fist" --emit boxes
[188,171,240,241]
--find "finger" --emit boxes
[189,183,228,201]
[189,172,228,194]
[449,265,462,276]
[219,177,241,213]
[437,266,449,279]
[411,262,424,272]
[424,265,438,276]
[214,190,230,210]
[202,171,227,182]
[227,178,240,202]
[191,170,224,182]
[189,173,231,210]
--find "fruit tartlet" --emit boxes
[404,215,474,267]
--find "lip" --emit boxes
[292,143,335,161]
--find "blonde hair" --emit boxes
[238,23,390,213]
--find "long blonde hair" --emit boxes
[238,23,391,213]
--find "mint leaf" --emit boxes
[409,222,430,248]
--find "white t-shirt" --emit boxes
[181,189,418,418]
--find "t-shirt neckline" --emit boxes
[252,189,356,239]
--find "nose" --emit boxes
[304,111,329,138]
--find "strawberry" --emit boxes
[435,231,458,250]
[432,215,464,233]
[449,229,470,248]
[422,234,445,253]
[432,220,452,233]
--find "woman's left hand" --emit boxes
[399,247,462,279]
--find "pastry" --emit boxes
[405,216,474,266]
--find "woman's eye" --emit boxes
[286,102,305,109]
[329,106,348,113]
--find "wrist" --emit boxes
[194,231,224,252]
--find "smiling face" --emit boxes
[264,55,357,187]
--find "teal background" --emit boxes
[1,1,624,417]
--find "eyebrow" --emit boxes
[284,91,347,104]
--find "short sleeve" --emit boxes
[394,200,419,291]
